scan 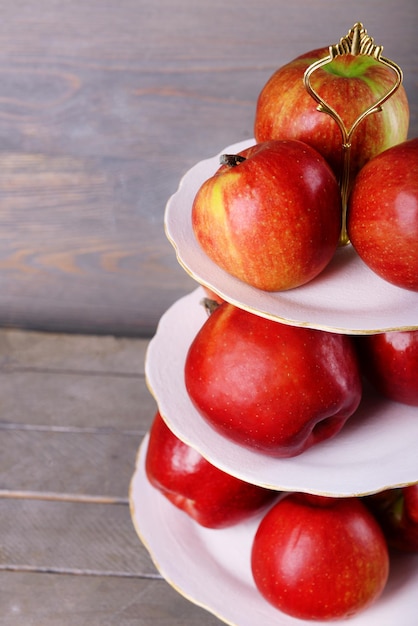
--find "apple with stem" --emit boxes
[354,328,418,406]
[254,29,409,183]
[192,139,342,292]
[365,483,418,553]
[145,412,277,529]
[184,301,362,458]
[251,492,389,621]
[348,137,418,291]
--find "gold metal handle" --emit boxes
[303,23,404,246]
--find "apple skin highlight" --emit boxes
[185,301,362,458]
[251,492,390,621]
[145,412,276,529]
[192,139,342,292]
[348,138,418,291]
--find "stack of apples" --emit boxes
[140,23,418,623]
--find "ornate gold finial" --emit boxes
[330,22,383,60]
[303,23,403,246]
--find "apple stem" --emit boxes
[201,297,221,316]
[220,154,246,167]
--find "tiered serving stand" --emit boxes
[130,25,418,626]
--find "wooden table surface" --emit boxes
[1,1,417,624]
[0,327,223,624]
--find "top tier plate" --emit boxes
[165,139,418,334]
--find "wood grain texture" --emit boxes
[0,330,154,498]
[0,328,156,430]
[0,499,152,575]
[0,328,148,373]
[0,328,229,625]
[0,0,416,335]
[0,429,142,496]
[0,573,225,626]
[0,372,156,429]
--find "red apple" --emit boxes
[355,329,418,406]
[254,41,409,181]
[348,138,418,291]
[192,139,341,292]
[365,483,418,552]
[145,412,277,529]
[184,302,362,457]
[251,492,389,621]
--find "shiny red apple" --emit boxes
[251,492,390,621]
[184,302,362,458]
[365,483,418,552]
[355,329,418,405]
[192,139,341,292]
[254,41,409,181]
[348,137,418,291]
[145,412,276,528]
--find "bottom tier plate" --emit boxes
[130,434,418,626]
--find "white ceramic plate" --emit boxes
[165,138,418,334]
[130,435,418,626]
[145,288,418,496]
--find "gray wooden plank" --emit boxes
[0,499,153,576]
[0,370,157,430]
[0,572,224,626]
[0,430,145,498]
[0,325,225,625]
[0,328,158,431]
[0,329,148,375]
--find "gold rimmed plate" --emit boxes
[145,288,418,496]
[130,434,418,626]
[165,139,418,334]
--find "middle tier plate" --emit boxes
[145,287,418,496]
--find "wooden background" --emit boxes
[0,0,416,336]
